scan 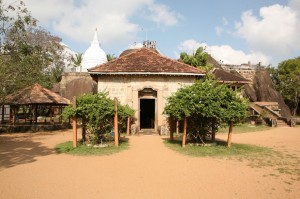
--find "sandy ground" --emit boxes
[0,127,299,199]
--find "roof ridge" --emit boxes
[137,48,206,74]
[216,68,249,81]
[88,47,205,74]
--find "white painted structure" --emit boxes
[81,30,107,72]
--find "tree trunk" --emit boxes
[227,121,233,148]
[182,117,187,147]
[170,128,174,141]
[114,98,119,147]
[176,120,179,136]
[82,117,86,144]
[211,119,216,142]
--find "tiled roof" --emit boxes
[6,83,70,105]
[88,48,205,75]
[212,68,250,83]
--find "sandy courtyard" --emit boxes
[0,127,299,199]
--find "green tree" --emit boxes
[180,47,213,71]
[107,54,117,61]
[164,80,248,147]
[277,57,300,116]
[62,92,135,144]
[0,0,66,104]
[71,52,83,71]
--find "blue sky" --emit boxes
[4,0,300,66]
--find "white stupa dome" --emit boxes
[81,30,107,72]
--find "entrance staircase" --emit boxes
[250,102,289,127]
[139,129,156,135]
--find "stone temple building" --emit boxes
[88,47,205,133]
[57,32,205,134]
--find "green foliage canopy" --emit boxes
[180,47,213,72]
[0,1,67,103]
[62,92,135,143]
[277,57,300,116]
[164,80,249,138]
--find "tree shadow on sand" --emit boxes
[0,135,54,170]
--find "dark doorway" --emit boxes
[140,99,155,129]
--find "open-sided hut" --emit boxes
[5,83,70,125]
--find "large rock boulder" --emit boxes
[250,70,291,118]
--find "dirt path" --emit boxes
[0,127,299,199]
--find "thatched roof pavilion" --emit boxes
[5,83,70,125]
[6,83,70,105]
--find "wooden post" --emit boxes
[49,106,53,125]
[114,98,119,147]
[12,106,16,126]
[126,116,130,136]
[182,117,187,147]
[34,104,38,124]
[1,105,4,124]
[176,120,179,136]
[227,121,233,148]
[72,97,77,148]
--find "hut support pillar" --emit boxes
[49,106,53,125]
[1,105,4,124]
[34,105,38,124]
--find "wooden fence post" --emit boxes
[72,97,77,148]
[114,98,119,147]
[176,120,179,136]
[126,116,130,136]
[227,121,233,148]
[182,117,187,147]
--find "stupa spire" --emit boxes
[92,28,100,46]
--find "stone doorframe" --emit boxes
[138,88,158,132]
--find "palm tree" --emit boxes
[71,53,83,72]
[107,54,117,61]
[180,47,212,71]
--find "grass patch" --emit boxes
[165,139,300,182]
[164,139,273,157]
[218,123,271,134]
[55,139,129,156]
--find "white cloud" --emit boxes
[147,3,181,27]
[235,3,300,63]
[208,45,270,65]
[17,0,180,48]
[176,39,270,65]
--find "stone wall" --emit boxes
[97,75,195,133]
[221,62,265,82]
